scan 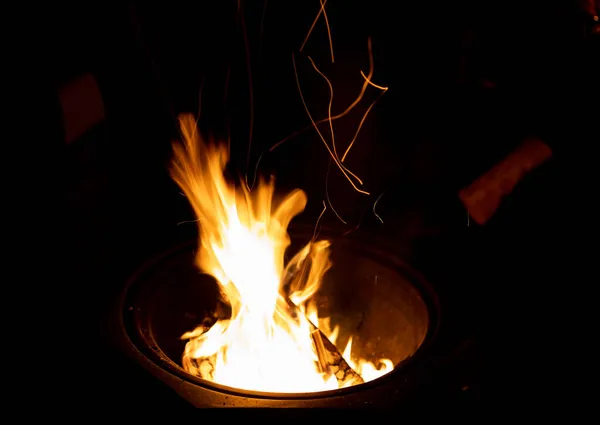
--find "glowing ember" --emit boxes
[170,114,393,393]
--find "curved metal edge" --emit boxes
[112,232,465,406]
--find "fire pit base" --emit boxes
[117,233,443,407]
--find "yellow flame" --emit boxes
[171,114,392,393]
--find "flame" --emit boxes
[171,114,392,393]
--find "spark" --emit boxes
[360,70,388,91]
[226,127,232,154]
[292,53,370,195]
[372,191,385,223]
[342,210,367,236]
[223,67,231,106]
[312,200,328,241]
[192,77,206,142]
[320,0,335,63]
[300,0,335,63]
[195,77,206,124]
[332,37,379,120]
[247,152,265,191]
[307,56,337,160]
[306,57,365,186]
[259,0,269,47]
[270,37,385,155]
[239,2,255,190]
[224,67,232,152]
[341,82,387,162]
[177,219,201,226]
[325,159,347,224]
[340,50,388,162]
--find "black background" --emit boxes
[29,0,598,407]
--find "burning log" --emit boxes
[313,324,365,387]
[279,241,364,387]
[280,296,364,388]
[185,301,364,388]
[184,353,215,381]
[197,358,216,381]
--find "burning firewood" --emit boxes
[278,242,364,387]
[198,358,216,381]
[313,324,365,387]
[280,296,364,388]
[185,302,364,388]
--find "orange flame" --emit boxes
[171,114,392,393]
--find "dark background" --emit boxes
[35,0,597,406]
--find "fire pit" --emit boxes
[120,229,438,407]
[111,111,446,407]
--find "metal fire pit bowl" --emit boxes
[117,233,440,407]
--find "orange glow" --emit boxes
[170,114,393,393]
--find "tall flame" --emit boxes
[171,114,392,393]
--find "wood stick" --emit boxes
[185,356,216,381]
[281,296,364,387]
[187,300,365,388]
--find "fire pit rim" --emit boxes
[118,231,440,400]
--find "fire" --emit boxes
[171,114,393,393]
